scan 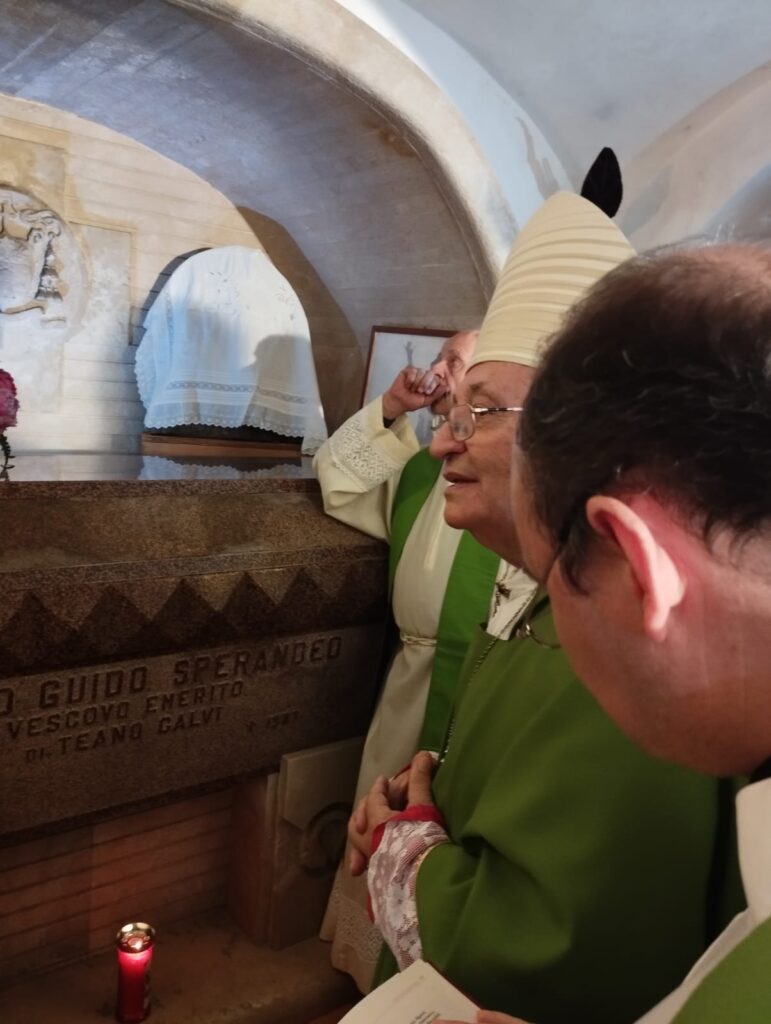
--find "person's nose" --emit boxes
[429,420,465,459]
[431,358,448,383]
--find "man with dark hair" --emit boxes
[503,243,771,1022]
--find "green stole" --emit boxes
[387,447,500,752]
[672,917,771,1023]
[373,448,498,990]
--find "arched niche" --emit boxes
[0,90,268,453]
[172,0,518,287]
[2,0,493,434]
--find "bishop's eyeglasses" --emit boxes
[431,402,524,441]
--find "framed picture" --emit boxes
[362,326,455,445]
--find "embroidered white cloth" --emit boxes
[135,247,328,454]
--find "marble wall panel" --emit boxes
[0,478,388,838]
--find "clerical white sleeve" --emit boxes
[312,397,420,542]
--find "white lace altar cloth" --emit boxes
[135,247,328,454]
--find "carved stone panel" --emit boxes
[0,186,87,413]
[0,626,382,837]
[0,187,82,325]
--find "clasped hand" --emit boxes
[346,750,435,875]
[381,364,447,420]
[347,762,531,1024]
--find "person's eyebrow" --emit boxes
[431,347,458,366]
[467,380,500,405]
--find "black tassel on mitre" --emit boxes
[580,147,623,218]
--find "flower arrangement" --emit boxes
[0,369,19,476]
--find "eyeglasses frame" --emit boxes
[431,402,524,441]
[433,399,561,648]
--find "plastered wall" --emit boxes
[0,93,264,454]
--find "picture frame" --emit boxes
[361,326,456,444]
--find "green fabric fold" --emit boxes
[414,613,743,1022]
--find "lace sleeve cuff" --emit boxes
[327,399,419,489]
[368,812,448,971]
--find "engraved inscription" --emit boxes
[0,626,381,836]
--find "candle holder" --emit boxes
[116,922,155,1023]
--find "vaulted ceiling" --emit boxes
[2,0,488,427]
[4,0,769,411]
[402,0,771,183]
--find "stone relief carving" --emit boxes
[0,186,86,414]
[0,186,83,331]
[0,197,62,315]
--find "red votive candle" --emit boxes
[115,922,155,1023]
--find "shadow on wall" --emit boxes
[238,208,363,432]
[705,163,771,241]
[133,247,212,348]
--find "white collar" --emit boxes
[736,777,771,924]
[486,561,538,640]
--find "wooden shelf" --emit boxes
[141,432,303,459]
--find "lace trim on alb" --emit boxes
[326,872,384,963]
[328,408,405,489]
[368,818,448,971]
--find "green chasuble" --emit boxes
[387,448,499,752]
[671,918,771,1023]
[372,448,500,990]
[411,597,743,1023]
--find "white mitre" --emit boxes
[469,191,636,368]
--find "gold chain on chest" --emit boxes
[438,635,498,766]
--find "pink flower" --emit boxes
[0,369,19,432]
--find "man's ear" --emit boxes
[585,495,685,641]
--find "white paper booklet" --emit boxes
[339,959,478,1023]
